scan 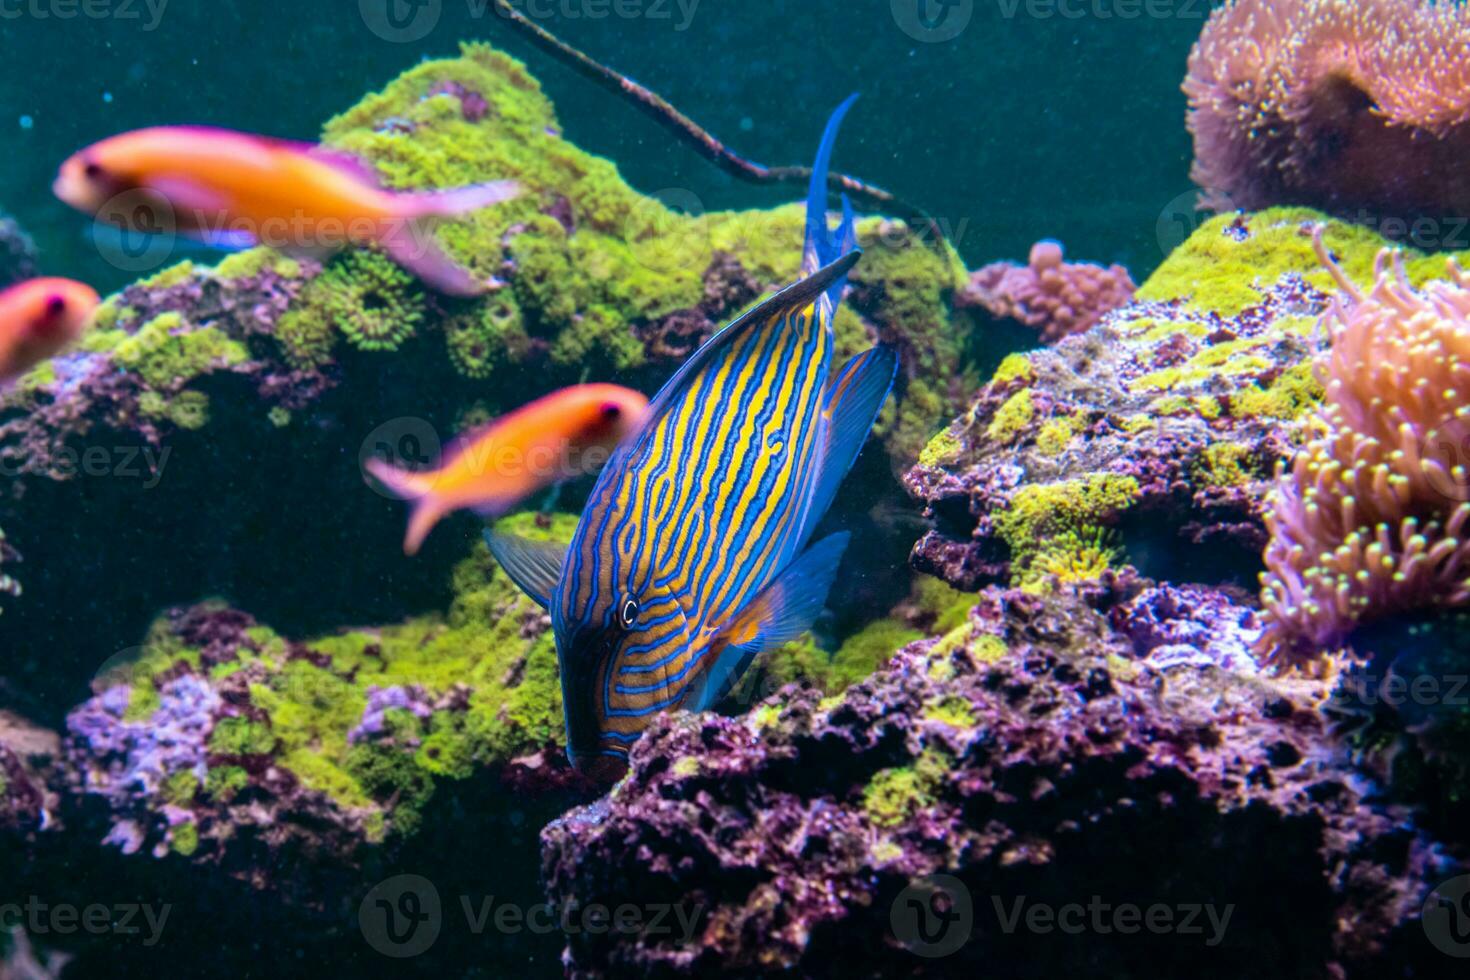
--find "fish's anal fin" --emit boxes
[797,346,899,551]
[693,531,851,711]
[485,529,566,610]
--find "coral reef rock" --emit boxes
[542,583,1460,978]
[905,208,1470,595]
[62,515,578,890]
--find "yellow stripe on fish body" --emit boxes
[552,277,843,761]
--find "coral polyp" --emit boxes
[1258,229,1470,665]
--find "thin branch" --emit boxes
[490,0,947,245]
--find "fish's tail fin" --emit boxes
[407,180,522,220]
[382,180,521,297]
[803,94,860,304]
[365,458,443,556]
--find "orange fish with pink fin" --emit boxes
[53,126,520,297]
[367,384,650,555]
[0,277,100,387]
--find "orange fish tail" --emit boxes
[402,498,448,557]
[366,458,443,555]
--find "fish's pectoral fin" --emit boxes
[484,529,566,610]
[797,345,899,550]
[692,531,851,711]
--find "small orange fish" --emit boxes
[53,126,520,297]
[367,384,650,555]
[0,278,100,385]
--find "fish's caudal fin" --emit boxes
[365,458,442,556]
[382,181,521,297]
[803,94,860,304]
[694,531,851,711]
[407,180,522,219]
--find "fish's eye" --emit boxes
[83,162,103,180]
[600,402,622,421]
[45,295,66,317]
[619,598,638,628]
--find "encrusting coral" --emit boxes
[959,239,1135,343]
[1258,228,1470,666]
[1185,0,1470,220]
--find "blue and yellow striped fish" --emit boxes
[488,98,898,780]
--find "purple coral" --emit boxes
[961,240,1136,342]
[66,676,219,853]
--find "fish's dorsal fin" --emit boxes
[803,95,860,303]
[485,529,566,610]
[625,250,862,453]
[690,531,851,711]
[796,345,899,551]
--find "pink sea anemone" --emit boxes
[1185,0,1470,219]
[1258,228,1470,668]
[960,241,1135,343]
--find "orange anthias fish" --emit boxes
[53,126,520,297]
[0,277,100,386]
[366,384,650,556]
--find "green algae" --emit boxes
[987,389,1036,444]
[110,313,249,389]
[993,475,1139,589]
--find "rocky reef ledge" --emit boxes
[542,578,1459,978]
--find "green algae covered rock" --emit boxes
[64,513,574,877]
[905,208,1470,593]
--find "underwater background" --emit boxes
[4,0,1470,977]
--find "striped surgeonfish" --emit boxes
[488,97,898,780]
